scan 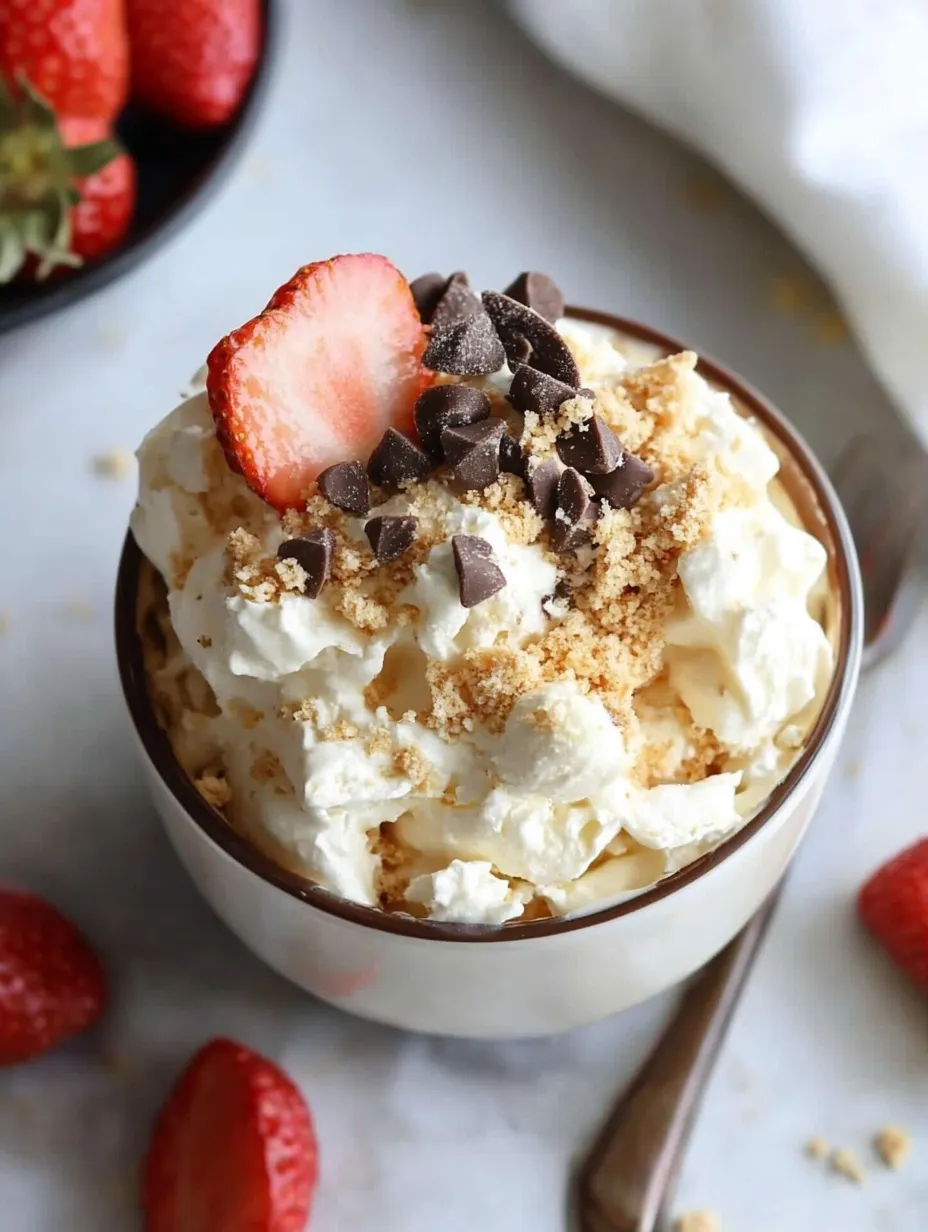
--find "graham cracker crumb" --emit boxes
[289,698,321,725]
[251,749,284,784]
[274,556,307,593]
[229,700,263,729]
[169,552,194,589]
[91,447,135,479]
[460,473,543,544]
[336,587,389,631]
[873,1125,911,1170]
[674,1212,720,1232]
[320,719,360,742]
[424,660,474,737]
[195,771,231,809]
[829,1147,866,1184]
[805,1135,830,1160]
[366,728,393,757]
[393,745,433,789]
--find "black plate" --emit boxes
[0,0,279,336]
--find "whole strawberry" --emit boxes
[0,887,107,1065]
[0,82,135,280]
[0,0,128,122]
[127,0,261,130]
[859,838,928,990]
[61,117,136,263]
[144,1037,318,1232]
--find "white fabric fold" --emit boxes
[511,0,928,440]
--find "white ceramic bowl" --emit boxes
[115,311,863,1039]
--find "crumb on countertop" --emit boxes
[92,447,136,479]
[805,1135,830,1160]
[194,771,231,810]
[873,1125,911,1171]
[829,1147,866,1184]
[674,1212,721,1232]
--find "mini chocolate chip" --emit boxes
[451,534,507,608]
[431,271,482,329]
[367,427,433,491]
[551,469,598,553]
[444,420,505,493]
[440,417,505,466]
[410,272,447,324]
[499,433,526,477]
[509,334,533,366]
[558,467,597,523]
[525,457,560,518]
[555,414,623,475]
[365,515,418,563]
[277,529,335,598]
[414,384,490,458]
[422,312,506,376]
[482,290,581,386]
[317,460,370,516]
[508,365,592,418]
[503,272,565,323]
[588,453,655,509]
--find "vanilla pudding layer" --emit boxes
[132,320,835,925]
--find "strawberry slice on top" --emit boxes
[207,253,434,511]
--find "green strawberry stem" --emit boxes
[0,75,123,281]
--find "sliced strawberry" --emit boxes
[207,253,434,511]
[0,887,107,1065]
[143,1036,317,1232]
[859,838,928,990]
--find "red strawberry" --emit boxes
[61,116,136,263]
[859,838,928,990]
[0,85,134,280]
[144,1037,317,1232]
[0,887,107,1065]
[207,254,434,511]
[0,0,129,122]
[126,0,261,130]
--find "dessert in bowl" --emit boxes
[116,255,862,1037]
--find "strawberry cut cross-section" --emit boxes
[207,253,434,511]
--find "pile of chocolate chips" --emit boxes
[278,270,654,608]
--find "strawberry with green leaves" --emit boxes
[0,0,133,280]
[0,81,135,280]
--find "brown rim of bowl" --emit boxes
[115,308,863,943]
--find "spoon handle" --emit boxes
[576,890,781,1232]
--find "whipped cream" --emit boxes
[133,317,834,926]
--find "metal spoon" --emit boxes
[575,431,928,1232]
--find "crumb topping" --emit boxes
[217,353,725,751]
[873,1125,911,1170]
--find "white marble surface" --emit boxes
[0,1,925,1228]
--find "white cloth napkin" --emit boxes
[510,0,928,441]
